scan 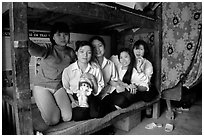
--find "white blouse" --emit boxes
[100,57,119,85]
[117,65,149,91]
[62,61,104,96]
[110,55,151,91]
[135,58,153,83]
[98,57,119,98]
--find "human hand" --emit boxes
[71,100,79,108]
[126,84,137,94]
[115,80,127,93]
[136,58,143,73]
[116,85,126,93]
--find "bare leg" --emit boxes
[166,99,174,120]
[54,88,72,122]
[33,86,60,125]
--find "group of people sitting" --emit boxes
[28,22,158,126]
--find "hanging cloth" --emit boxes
[182,30,202,88]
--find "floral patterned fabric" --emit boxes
[161,2,202,91]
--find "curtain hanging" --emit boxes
[161,2,202,92]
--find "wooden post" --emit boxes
[152,101,160,119]
[153,4,162,98]
[9,2,33,134]
[152,4,162,119]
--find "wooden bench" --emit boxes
[3,87,160,135]
[32,96,160,135]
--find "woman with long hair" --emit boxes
[132,40,158,117]
[101,48,149,116]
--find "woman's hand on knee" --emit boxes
[71,100,79,108]
[116,85,125,93]
[127,84,138,94]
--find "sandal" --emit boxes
[145,122,162,129]
[165,123,173,132]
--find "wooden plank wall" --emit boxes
[152,4,162,118]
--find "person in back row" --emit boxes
[89,36,119,100]
[90,36,119,117]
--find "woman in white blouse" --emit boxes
[62,41,104,121]
[101,48,150,116]
[132,40,153,83]
[132,40,158,117]
[89,36,119,99]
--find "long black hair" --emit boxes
[132,40,149,59]
[118,48,135,84]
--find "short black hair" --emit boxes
[75,41,93,52]
[75,41,96,63]
[50,22,70,45]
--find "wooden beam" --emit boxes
[101,23,126,30]
[27,2,155,29]
[9,2,33,135]
[40,13,66,24]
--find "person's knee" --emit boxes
[44,115,60,126]
[113,95,128,108]
[43,109,61,125]
[62,112,72,122]
[50,116,60,125]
